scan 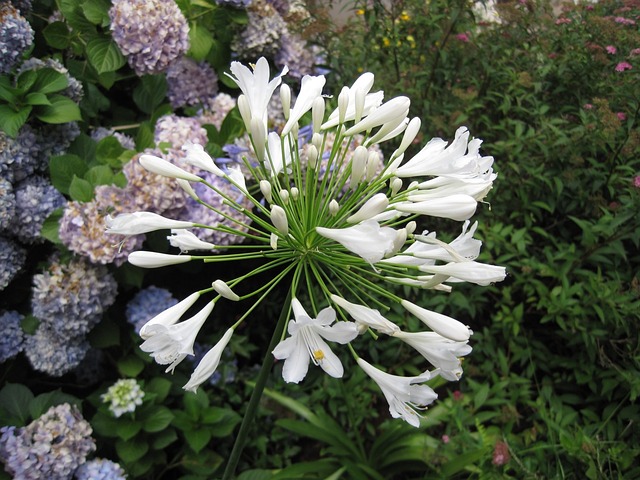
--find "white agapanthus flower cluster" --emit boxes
[107,57,506,427]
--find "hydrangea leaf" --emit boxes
[69,175,94,202]
[40,208,63,245]
[188,23,214,61]
[115,437,149,463]
[49,153,88,195]
[33,94,82,124]
[142,406,174,433]
[42,21,71,49]
[86,37,127,74]
[81,0,111,27]
[132,75,167,114]
[0,383,34,427]
[0,104,31,137]
[30,68,68,95]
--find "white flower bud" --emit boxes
[139,155,202,182]
[168,230,215,252]
[366,151,381,181]
[307,145,319,169]
[351,146,368,186]
[390,177,403,196]
[280,84,291,119]
[290,187,299,200]
[329,199,340,216]
[312,96,325,134]
[250,117,267,162]
[347,193,389,224]
[354,85,366,123]
[271,205,289,235]
[338,86,349,125]
[396,117,421,156]
[406,221,417,235]
[128,251,192,269]
[212,279,240,301]
[344,96,410,136]
[279,189,290,205]
[237,94,251,130]
[182,143,224,177]
[270,232,278,250]
[106,212,194,235]
[401,299,471,342]
[260,180,273,204]
[312,132,323,151]
[176,179,198,201]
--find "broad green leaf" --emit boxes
[58,0,95,31]
[188,23,214,61]
[25,92,51,106]
[42,22,71,49]
[95,135,126,167]
[49,154,87,194]
[135,121,155,150]
[145,378,172,403]
[0,76,18,103]
[91,411,120,437]
[184,428,211,453]
[81,82,110,118]
[116,421,142,441]
[152,428,178,449]
[68,133,97,160]
[0,105,31,137]
[34,95,82,124]
[14,70,37,91]
[29,391,80,420]
[202,407,240,437]
[183,389,209,419]
[31,68,68,95]
[142,406,175,433]
[40,208,63,244]
[87,318,120,348]
[116,437,149,463]
[81,0,111,26]
[86,37,127,74]
[117,356,145,377]
[84,165,113,186]
[0,384,34,427]
[69,175,94,202]
[133,75,167,114]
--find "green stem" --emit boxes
[221,287,293,480]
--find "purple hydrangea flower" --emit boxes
[0,126,41,184]
[0,310,24,362]
[0,236,26,290]
[74,458,127,480]
[31,256,118,339]
[0,2,34,74]
[197,93,237,130]
[109,0,190,75]
[232,0,286,59]
[0,177,16,231]
[36,122,81,161]
[126,286,178,333]
[275,33,320,80]
[215,0,251,7]
[166,57,218,108]
[11,176,66,244]
[0,403,96,479]
[90,127,136,150]
[23,324,91,376]
[154,114,209,148]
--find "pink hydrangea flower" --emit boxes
[617,112,627,121]
[455,32,470,43]
[615,61,632,72]
[633,176,640,188]
[606,45,617,54]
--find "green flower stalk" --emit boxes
[107,56,506,428]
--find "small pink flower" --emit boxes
[555,17,571,25]
[606,45,617,54]
[442,435,450,444]
[453,390,463,401]
[586,5,594,10]
[614,16,636,25]
[630,48,640,57]
[617,112,627,121]
[455,32,470,43]
[633,176,640,188]
[615,61,633,72]
[493,441,510,466]
[583,103,593,110]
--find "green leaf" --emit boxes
[87,318,120,348]
[0,76,19,103]
[133,75,167,114]
[25,92,51,106]
[58,0,96,31]
[20,315,39,335]
[81,0,111,26]
[142,406,175,433]
[145,378,173,403]
[80,82,110,118]
[0,384,34,427]
[184,428,211,453]
[68,133,97,161]
[34,95,82,124]
[188,23,214,61]
[29,391,80,420]
[31,68,68,95]
[202,407,240,437]
[135,121,155,150]
[69,175,94,202]
[116,421,142,441]
[40,208,63,244]
[116,437,149,463]
[91,411,120,438]
[14,70,37,91]
[49,154,87,195]
[86,37,127,74]
[117,356,145,377]
[42,22,71,49]
[152,428,178,449]
[0,105,31,137]
[95,136,126,167]
[183,390,209,419]
[84,165,114,186]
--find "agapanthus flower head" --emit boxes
[0,310,24,362]
[167,57,219,108]
[112,57,506,426]
[101,378,145,417]
[109,0,189,75]
[0,2,34,74]
[0,403,95,479]
[0,236,26,290]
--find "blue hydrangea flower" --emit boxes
[23,325,91,376]
[0,177,16,231]
[0,403,95,480]
[31,256,118,339]
[275,33,320,79]
[74,458,126,480]
[109,0,190,75]
[0,2,34,74]
[126,286,178,332]
[11,176,66,244]
[154,114,208,148]
[166,57,218,108]
[232,0,286,59]
[0,236,26,290]
[0,126,41,184]
[36,122,81,161]
[0,310,24,362]
[215,0,251,7]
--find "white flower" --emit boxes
[346,193,389,224]
[139,154,202,182]
[401,299,471,341]
[266,132,292,174]
[418,261,507,286]
[168,230,215,252]
[183,327,234,393]
[322,72,383,129]
[281,74,326,136]
[330,294,399,335]
[227,165,247,193]
[343,96,410,136]
[392,330,472,381]
[128,251,193,268]
[316,220,397,264]
[101,379,145,418]
[106,212,194,235]
[182,143,225,176]
[270,205,289,236]
[139,291,201,339]
[272,298,358,383]
[212,279,240,301]
[140,301,215,372]
[394,194,478,221]
[227,56,288,127]
[357,357,437,427]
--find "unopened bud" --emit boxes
[279,189,290,205]
[406,221,417,235]
[329,199,340,216]
[260,180,273,204]
[271,205,289,235]
[212,280,240,301]
[312,97,325,134]
[307,145,319,169]
[250,117,266,162]
[290,187,299,200]
[338,86,349,125]
[366,151,381,181]
[281,84,291,120]
[390,177,403,196]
